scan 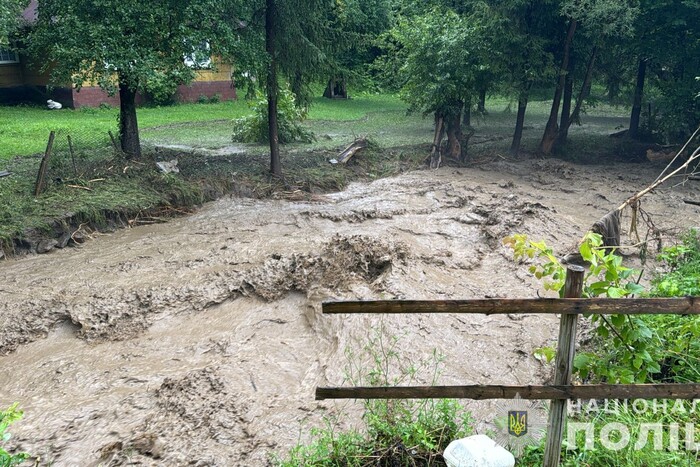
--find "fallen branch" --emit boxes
[67,184,93,191]
[335,138,368,164]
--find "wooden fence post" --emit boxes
[34,131,55,197]
[543,264,585,467]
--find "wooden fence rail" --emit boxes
[322,297,700,315]
[316,383,700,401]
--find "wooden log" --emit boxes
[34,130,55,196]
[544,265,584,467]
[315,383,700,401]
[336,138,368,164]
[322,297,700,315]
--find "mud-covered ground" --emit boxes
[2,158,700,466]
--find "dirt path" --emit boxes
[2,159,699,466]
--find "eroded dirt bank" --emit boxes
[2,159,700,466]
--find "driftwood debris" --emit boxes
[334,138,368,164]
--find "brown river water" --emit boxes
[2,159,699,466]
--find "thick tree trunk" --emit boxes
[266,0,281,177]
[463,98,471,127]
[446,113,462,161]
[323,79,348,99]
[118,79,141,159]
[511,94,529,157]
[477,88,487,114]
[629,58,647,139]
[323,79,335,98]
[429,114,445,169]
[539,19,577,155]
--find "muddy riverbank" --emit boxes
[2,159,699,465]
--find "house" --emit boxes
[0,0,236,108]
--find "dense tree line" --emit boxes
[5,0,699,171]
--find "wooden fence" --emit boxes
[315,265,700,466]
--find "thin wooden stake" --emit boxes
[67,134,78,176]
[35,131,55,196]
[543,264,584,467]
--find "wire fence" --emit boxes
[43,128,118,184]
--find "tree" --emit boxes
[28,0,239,158]
[0,0,28,45]
[322,0,391,99]
[538,0,638,155]
[480,0,559,156]
[230,0,330,177]
[382,6,487,165]
[627,0,700,142]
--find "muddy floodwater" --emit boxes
[2,159,700,465]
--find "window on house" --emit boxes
[0,48,19,64]
[184,41,212,69]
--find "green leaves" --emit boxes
[28,0,242,94]
[0,404,29,466]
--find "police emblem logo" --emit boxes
[508,410,528,437]
[493,394,548,456]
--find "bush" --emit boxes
[232,85,315,144]
[276,325,473,466]
[1,404,29,467]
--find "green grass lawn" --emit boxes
[0,100,252,159]
[0,92,630,160]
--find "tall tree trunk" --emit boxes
[266,0,281,177]
[629,58,647,139]
[567,46,598,128]
[446,101,464,162]
[118,78,141,159]
[477,88,487,114]
[539,19,577,155]
[557,57,575,147]
[511,94,529,157]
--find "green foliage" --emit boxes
[519,401,700,466]
[505,232,660,383]
[277,325,473,466]
[232,85,315,144]
[0,0,28,45]
[381,7,488,118]
[641,230,700,383]
[27,0,240,95]
[0,404,29,467]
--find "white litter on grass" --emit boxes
[443,435,515,467]
[47,99,62,110]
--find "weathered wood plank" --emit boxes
[315,384,700,401]
[34,131,55,197]
[322,297,700,315]
[544,265,584,467]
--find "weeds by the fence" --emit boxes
[277,322,474,466]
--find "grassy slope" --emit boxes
[0,93,631,251]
